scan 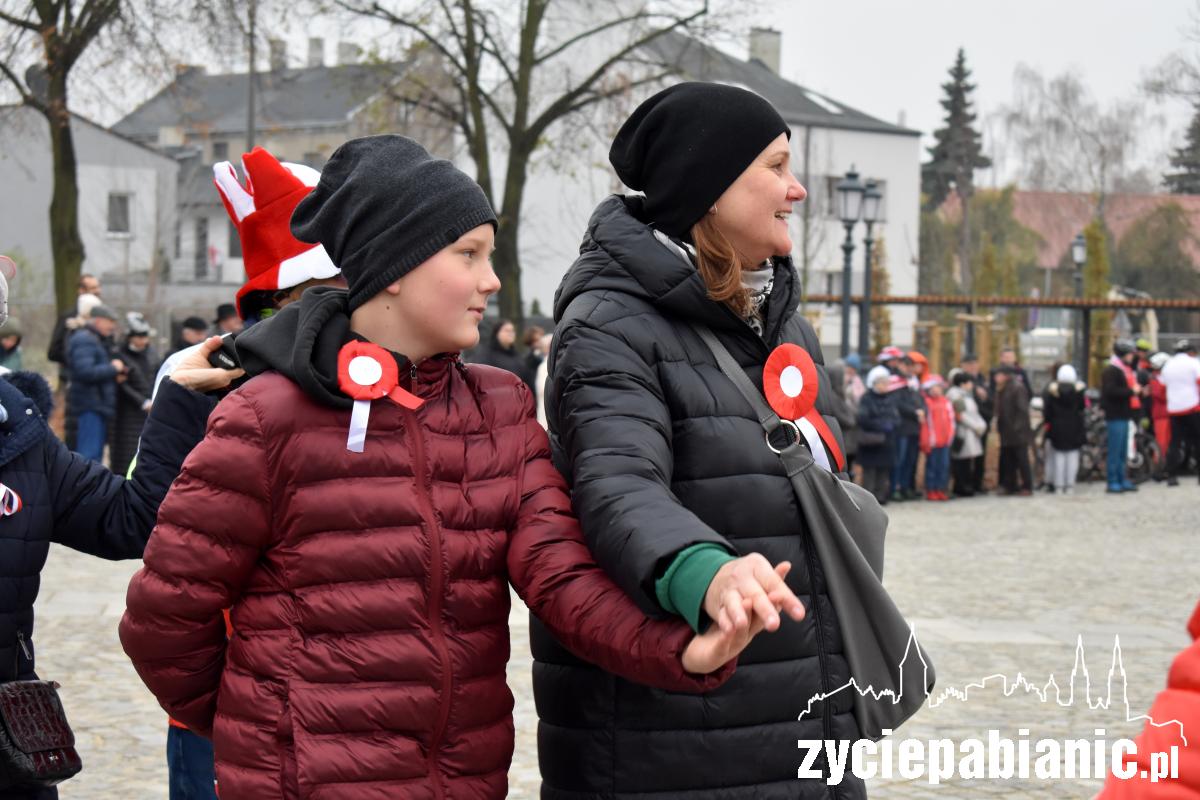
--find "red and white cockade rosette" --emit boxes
[336,341,424,453]
[0,483,21,516]
[762,344,846,473]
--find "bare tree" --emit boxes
[0,0,130,313]
[335,0,738,321]
[995,65,1158,215]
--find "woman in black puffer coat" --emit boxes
[540,83,865,800]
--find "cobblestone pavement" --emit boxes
[37,481,1197,799]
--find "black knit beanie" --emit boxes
[291,135,498,311]
[609,82,790,238]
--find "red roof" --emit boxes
[941,190,1200,269]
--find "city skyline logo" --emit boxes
[797,628,1187,746]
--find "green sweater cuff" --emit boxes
[655,543,737,633]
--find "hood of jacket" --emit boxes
[235,286,461,411]
[0,372,50,468]
[553,195,801,341]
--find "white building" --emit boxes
[0,104,178,308]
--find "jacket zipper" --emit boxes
[406,385,452,800]
[799,525,839,798]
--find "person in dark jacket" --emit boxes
[471,317,534,388]
[120,135,771,800]
[858,366,900,503]
[110,313,158,477]
[995,367,1033,495]
[0,259,230,800]
[543,82,866,799]
[890,355,924,501]
[45,273,100,370]
[961,353,993,493]
[1042,364,1087,494]
[66,304,127,462]
[1101,340,1142,492]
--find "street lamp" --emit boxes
[1071,232,1087,374]
[836,167,865,358]
[858,179,883,357]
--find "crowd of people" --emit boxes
[489,331,1200,504]
[823,339,1199,503]
[0,78,1195,800]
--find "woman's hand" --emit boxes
[682,561,793,674]
[704,555,805,634]
[171,336,245,393]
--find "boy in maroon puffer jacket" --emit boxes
[120,136,802,800]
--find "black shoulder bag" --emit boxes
[692,324,935,740]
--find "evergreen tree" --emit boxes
[922,49,992,212]
[1165,102,1200,195]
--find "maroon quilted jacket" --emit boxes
[120,288,731,800]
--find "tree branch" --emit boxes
[339,0,468,77]
[533,9,652,66]
[476,10,517,92]
[0,59,47,114]
[0,8,40,31]
[526,5,704,141]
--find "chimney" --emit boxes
[173,64,204,80]
[337,41,362,65]
[269,39,287,71]
[749,27,781,74]
[307,37,324,68]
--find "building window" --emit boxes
[194,218,209,280]
[212,141,229,161]
[173,219,181,259]
[227,218,242,258]
[302,151,324,169]
[107,193,131,235]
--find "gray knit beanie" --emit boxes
[291,135,498,311]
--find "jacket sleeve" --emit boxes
[120,390,274,735]
[508,388,734,693]
[67,332,117,384]
[548,319,735,612]
[47,379,215,559]
[46,314,68,365]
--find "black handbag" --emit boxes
[692,324,935,740]
[0,635,82,790]
[857,429,887,447]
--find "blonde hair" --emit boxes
[689,214,754,318]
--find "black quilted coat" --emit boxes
[536,196,864,799]
[0,372,212,799]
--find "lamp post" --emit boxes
[858,179,883,357]
[1071,232,1087,374]
[836,168,865,358]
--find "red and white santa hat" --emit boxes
[921,374,946,391]
[214,147,341,319]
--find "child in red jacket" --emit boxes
[921,375,957,501]
[119,136,801,800]
[1097,597,1200,798]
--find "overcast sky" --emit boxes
[760,0,1198,185]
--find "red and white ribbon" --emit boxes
[336,341,424,453]
[0,483,21,516]
[762,344,846,472]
